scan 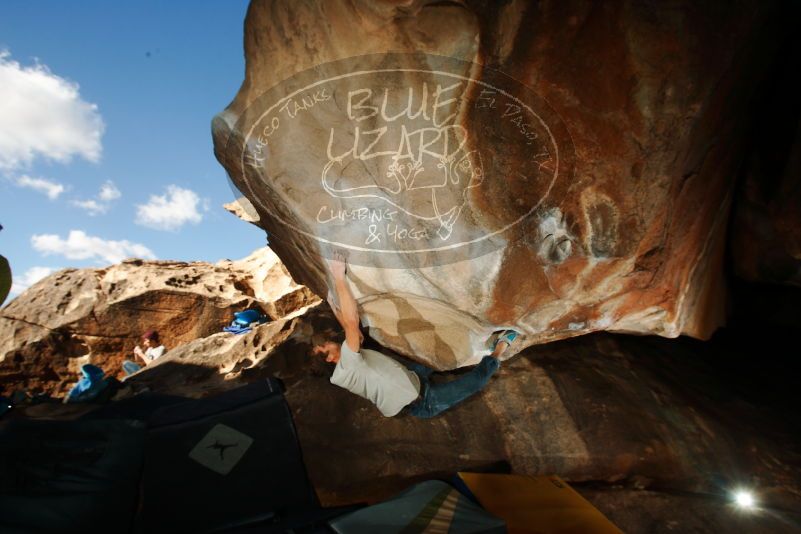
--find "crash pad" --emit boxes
[458,472,622,534]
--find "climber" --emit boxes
[313,251,518,418]
[121,329,167,376]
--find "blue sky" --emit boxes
[0,0,265,297]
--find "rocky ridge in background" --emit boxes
[0,247,318,396]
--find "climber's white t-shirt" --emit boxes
[145,345,166,362]
[330,342,421,417]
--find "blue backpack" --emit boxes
[233,309,266,326]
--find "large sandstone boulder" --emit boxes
[0,248,317,396]
[212,0,790,369]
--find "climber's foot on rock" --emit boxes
[491,330,519,358]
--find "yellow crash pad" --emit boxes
[458,473,623,534]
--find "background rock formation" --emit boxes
[212,0,795,369]
[0,248,317,396]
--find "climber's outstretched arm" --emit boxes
[329,252,362,352]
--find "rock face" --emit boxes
[212,0,792,369]
[0,248,317,396]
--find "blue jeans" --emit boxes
[404,356,500,419]
[122,360,142,376]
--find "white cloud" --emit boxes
[136,185,204,231]
[14,174,65,199]
[0,50,104,171]
[9,266,58,296]
[31,230,156,265]
[98,180,120,201]
[71,180,120,215]
[71,198,107,215]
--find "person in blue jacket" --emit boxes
[65,364,109,403]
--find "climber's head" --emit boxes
[142,329,160,348]
[311,327,345,365]
[313,340,341,364]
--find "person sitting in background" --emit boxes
[121,329,166,376]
